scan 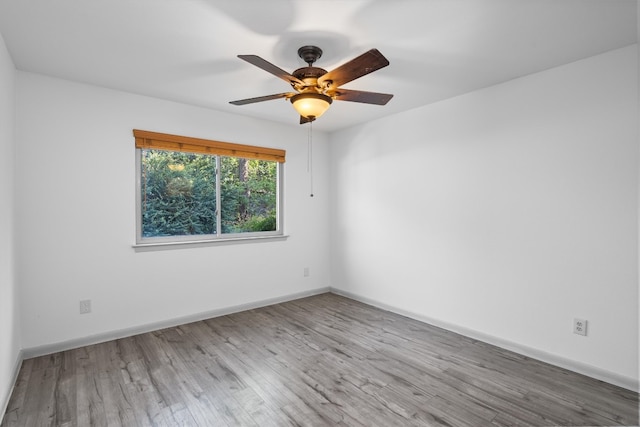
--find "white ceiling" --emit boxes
[0,0,637,132]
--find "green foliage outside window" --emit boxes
[141,149,277,238]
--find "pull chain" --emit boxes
[308,119,314,197]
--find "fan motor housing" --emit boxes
[292,67,327,80]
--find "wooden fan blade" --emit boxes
[318,49,390,88]
[230,93,293,106]
[238,55,304,86]
[329,88,393,105]
[300,116,316,125]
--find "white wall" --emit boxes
[0,32,19,413]
[330,45,639,387]
[14,72,331,350]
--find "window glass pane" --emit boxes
[141,149,216,238]
[220,156,277,234]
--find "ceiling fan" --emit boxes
[230,45,393,124]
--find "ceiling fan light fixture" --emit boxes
[290,92,332,119]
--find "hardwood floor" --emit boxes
[2,293,638,426]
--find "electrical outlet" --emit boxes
[573,318,587,336]
[304,267,310,277]
[79,299,92,314]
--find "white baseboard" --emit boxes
[23,287,331,360]
[1,348,23,420]
[18,286,639,392]
[330,287,639,392]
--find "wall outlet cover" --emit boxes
[573,318,587,336]
[80,299,92,314]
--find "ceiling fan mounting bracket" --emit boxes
[298,45,323,66]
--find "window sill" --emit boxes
[133,234,289,251]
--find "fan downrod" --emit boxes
[298,46,323,66]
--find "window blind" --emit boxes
[133,129,286,163]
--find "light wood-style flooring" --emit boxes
[2,293,638,426]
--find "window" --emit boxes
[134,130,285,245]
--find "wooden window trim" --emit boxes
[133,129,286,163]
